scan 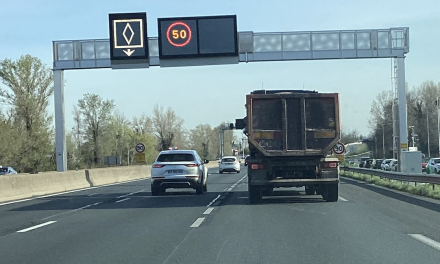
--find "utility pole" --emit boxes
[437,97,440,157]
[382,122,385,159]
[427,109,431,158]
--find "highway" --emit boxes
[1,166,440,263]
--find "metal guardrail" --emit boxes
[341,167,440,185]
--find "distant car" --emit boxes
[388,160,398,171]
[365,159,375,169]
[0,166,17,175]
[426,158,440,174]
[422,159,428,172]
[373,159,383,169]
[219,156,240,174]
[150,150,209,195]
[381,159,394,170]
[359,157,370,168]
[244,155,251,166]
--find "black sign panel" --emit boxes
[158,15,238,59]
[109,12,149,61]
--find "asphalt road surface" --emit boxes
[1,166,440,263]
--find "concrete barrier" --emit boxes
[0,170,89,203]
[87,165,151,186]
[0,163,219,204]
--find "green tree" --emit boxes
[341,128,361,144]
[0,55,53,173]
[75,93,115,167]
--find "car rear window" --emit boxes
[157,154,195,162]
[434,159,440,164]
[222,158,236,162]
[385,160,392,164]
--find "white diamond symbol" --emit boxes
[123,23,135,45]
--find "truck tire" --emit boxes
[249,185,262,203]
[305,186,315,195]
[151,184,164,196]
[262,187,273,196]
[203,181,208,192]
[323,184,338,202]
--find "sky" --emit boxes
[1,0,440,137]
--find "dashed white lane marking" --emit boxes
[190,217,205,228]
[116,198,131,203]
[207,194,222,207]
[87,193,99,196]
[207,175,247,207]
[17,221,57,233]
[41,202,100,220]
[203,207,214,215]
[339,196,348,202]
[409,234,440,251]
[117,189,147,199]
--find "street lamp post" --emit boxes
[437,97,440,157]
[381,122,386,159]
[427,110,430,158]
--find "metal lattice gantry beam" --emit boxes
[53,28,409,70]
[52,27,410,172]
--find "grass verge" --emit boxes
[340,170,440,200]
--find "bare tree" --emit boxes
[152,104,185,150]
[188,124,213,159]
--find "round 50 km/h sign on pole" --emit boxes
[135,143,145,153]
[332,142,345,155]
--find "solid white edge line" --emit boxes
[17,221,57,233]
[339,196,348,202]
[116,198,131,203]
[190,218,205,228]
[409,234,440,251]
[203,207,214,215]
[0,178,150,207]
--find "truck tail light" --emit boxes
[153,164,165,168]
[251,164,264,170]
[324,162,338,168]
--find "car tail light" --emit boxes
[153,164,165,168]
[185,164,198,167]
[251,164,264,170]
[324,162,338,168]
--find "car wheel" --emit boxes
[236,170,240,173]
[203,180,208,192]
[219,170,223,174]
[196,182,204,195]
[151,184,161,196]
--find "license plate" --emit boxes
[168,170,183,174]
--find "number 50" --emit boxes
[172,29,187,39]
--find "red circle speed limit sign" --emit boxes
[135,143,145,153]
[333,142,345,154]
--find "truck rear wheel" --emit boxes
[305,186,315,195]
[323,184,338,202]
[249,185,262,203]
[262,187,273,196]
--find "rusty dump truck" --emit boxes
[234,90,340,203]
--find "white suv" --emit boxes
[219,156,240,174]
[150,150,209,195]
